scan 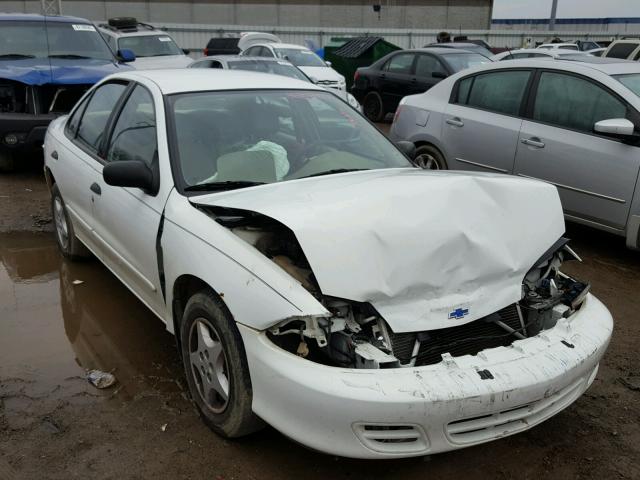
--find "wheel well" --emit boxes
[44,167,56,191]
[171,274,220,347]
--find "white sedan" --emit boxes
[44,69,612,459]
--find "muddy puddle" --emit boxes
[0,232,184,430]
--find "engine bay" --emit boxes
[0,79,90,114]
[209,206,589,370]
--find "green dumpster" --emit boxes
[325,37,401,90]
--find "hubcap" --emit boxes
[188,318,230,413]
[415,153,441,170]
[53,196,69,250]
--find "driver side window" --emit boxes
[106,85,157,166]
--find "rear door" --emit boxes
[442,69,532,173]
[514,70,640,230]
[379,52,416,112]
[411,53,448,95]
[56,82,129,247]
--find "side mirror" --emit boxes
[432,71,448,79]
[395,140,416,160]
[103,160,157,194]
[325,60,332,67]
[182,48,190,55]
[594,118,635,137]
[117,49,136,62]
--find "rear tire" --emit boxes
[51,184,91,260]
[180,290,264,438]
[414,145,448,170]
[363,91,385,122]
[0,151,16,172]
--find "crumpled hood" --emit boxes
[0,58,131,85]
[192,169,565,332]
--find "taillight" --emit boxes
[354,71,360,83]
[203,48,209,56]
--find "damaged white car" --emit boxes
[44,69,613,459]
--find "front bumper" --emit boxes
[0,113,56,154]
[239,293,613,458]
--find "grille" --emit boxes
[389,304,523,366]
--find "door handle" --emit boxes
[51,150,58,160]
[446,117,464,127]
[521,137,545,148]
[410,77,417,83]
[90,182,101,195]
[380,73,386,79]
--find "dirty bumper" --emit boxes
[239,294,612,459]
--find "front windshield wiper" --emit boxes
[302,168,369,179]
[0,54,35,59]
[184,180,266,192]
[48,54,92,59]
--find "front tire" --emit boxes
[414,145,448,170]
[363,91,385,122]
[51,184,91,260]
[180,291,263,438]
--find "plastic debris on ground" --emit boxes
[87,369,117,389]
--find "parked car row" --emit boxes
[390,56,640,249]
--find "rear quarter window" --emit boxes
[607,42,639,59]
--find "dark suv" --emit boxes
[0,14,134,171]
[351,48,489,122]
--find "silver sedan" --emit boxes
[390,57,640,249]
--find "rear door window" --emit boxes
[532,71,626,133]
[456,70,531,116]
[385,53,415,75]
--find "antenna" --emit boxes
[41,0,62,15]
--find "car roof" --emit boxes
[457,57,640,76]
[261,43,309,50]
[97,27,167,38]
[414,47,477,55]
[115,69,322,94]
[429,42,481,48]
[198,55,293,63]
[0,13,92,23]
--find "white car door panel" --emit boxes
[90,85,167,316]
[443,70,532,173]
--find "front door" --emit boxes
[514,70,640,230]
[91,84,168,316]
[379,52,416,112]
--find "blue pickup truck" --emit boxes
[0,14,134,171]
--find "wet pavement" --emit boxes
[1,162,640,479]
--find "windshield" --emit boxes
[168,90,411,190]
[228,60,310,82]
[615,74,640,97]
[0,20,114,61]
[118,34,182,57]
[442,52,490,72]
[273,48,326,67]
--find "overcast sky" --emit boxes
[493,0,640,19]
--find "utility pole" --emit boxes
[549,0,558,31]
[41,0,62,15]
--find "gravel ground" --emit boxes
[0,158,639,480]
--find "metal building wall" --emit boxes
[0,0,493,29]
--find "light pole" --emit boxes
[549,0,558,31]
